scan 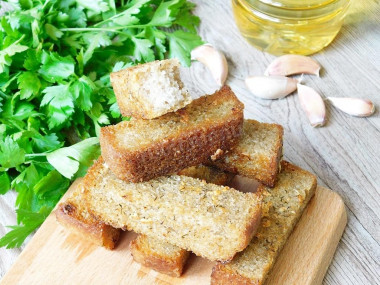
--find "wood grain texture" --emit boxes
[266,187,347,285]
[0,179,346,285]
[1,0,379,283]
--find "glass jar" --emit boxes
[232,0,350,55]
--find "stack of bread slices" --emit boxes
[56,59,317,284]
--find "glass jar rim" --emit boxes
[241,0,350,20]
[259,0,337,10]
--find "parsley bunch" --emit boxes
[0,0,202,248]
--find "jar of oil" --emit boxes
[232,0,350,55]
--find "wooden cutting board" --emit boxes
[0,179,347,285]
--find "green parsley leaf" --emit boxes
[0,36,28,73]
[109,102,121,118]
[38,52,75,83]
[174,2,200,33]
[12,164,41,193]
[82,32,112,65]
[112,61,134,72]
[112,0,151,26]
[167,30,203,66]
[67,8,87,28]
[76,0,109,13]
[0,172,11,195]
[19,0,33,10]
[18,72,41,100]
[132,37,155,62]
[0,223,37,249]
[70,76,94,111]
[23,50,41,71]
[46,137,100,179]
[0,206,51,249]
[41,84,75,129]
[31,19,40,48]
[44,23,64,41]
[33,170,69,198]
[13,102,40,121]
[148,0,184,27]
[0,124,6,140]
[0,136,25,169]
[32,133,62,152]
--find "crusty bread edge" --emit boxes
[100,86,244,182]
[100,117,243,182]
[130,238,190,277]
[239,204,262,258]
[110,70,143,118]
[211,264,259,285]
[210,161,317,283]
[215,194,261,263]
[56,198,121,250]
[81,157,121,227]
[211,120,283,187]
[262,123,283,187]
[83,157,262,262]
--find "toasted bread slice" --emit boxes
[56,186,121,250]
[84,157,261,262]
[210,119,283,187]
[100,86,244,183]
[178,165,234,186]
[110,59,192,119]
[211,161,317,285]
[131,165,234,276]
[131,235,190,277]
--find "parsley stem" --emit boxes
[25,153,47,157]
[42,0,51,10]
[12,34,26,45]
[60,25,148,33]
[91,12,149,28]
[1,72,20,92]
[59,27,130,37]
[60,27,118,32]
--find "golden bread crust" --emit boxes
[100,86,244,182]
[211,264,259,285]
[83,157,262,262]
[210,120,283,187]
[129,165,233,277]
[56,187,121,250]
[211,161,317,284]
[130,235,190,277]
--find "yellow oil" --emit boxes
[232,0,350,55]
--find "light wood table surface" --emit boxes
[1,0,379,283]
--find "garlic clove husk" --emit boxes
[265,55,321,77]
[245,76,298,100]
[297,84,326,127]
[327,97,375,117]
[191,44,228,86]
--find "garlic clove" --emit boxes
[191,44,228,86]
[297,84,326,127]
[326,97,375,117]
[265,55,321,77]
[245,76,298,100]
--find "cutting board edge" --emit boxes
[311,187,347,285]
